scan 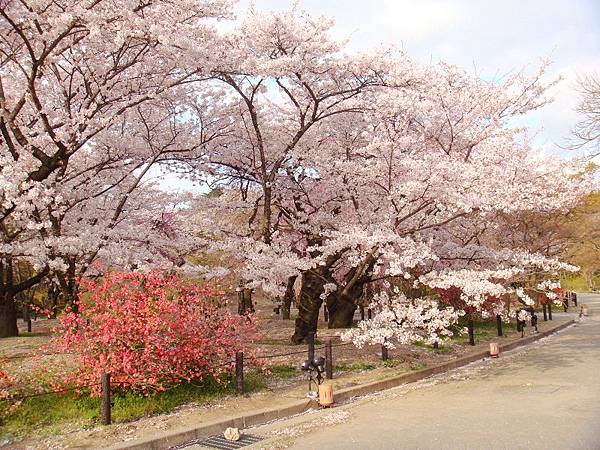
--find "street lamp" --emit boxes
[300,356,326,398]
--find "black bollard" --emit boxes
[542,304,547,321]
[101,373,111,425]
[307,331,315,362]
[235,351,244,394]
[325,339,333,379]
[467,319,475,346]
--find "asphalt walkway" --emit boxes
[242,294,600,449]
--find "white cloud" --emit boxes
[374,0,465,39]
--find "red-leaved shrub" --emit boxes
[51,271,260,395]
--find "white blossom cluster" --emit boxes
[514,287,535,306]
[340,292,464,348]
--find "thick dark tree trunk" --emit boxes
[291,270,326,344]
[281,276,296,320]
[326,256,375,329]
[326,287,362,328]
[0,290,18,338]
[1,258,47,335]
[237,287,254,315]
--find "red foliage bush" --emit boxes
[51,271,260,395]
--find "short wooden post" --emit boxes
[548,303,553,320]
[24,307,32,333]
[325,339,333,379]
[101,373,111,425]
[307,331,315,362]
[542,304,548,321]
[467,319,475,346]
[381,341,389,361]
[235,351,244,394]
[496,315,503,337]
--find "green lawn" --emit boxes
[450,318,517,345]
[0,372,266,439]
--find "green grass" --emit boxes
[267,364,300,379]
[382,359,401,368]
[450,319,516,345]
[413,341,453,353]
[335,361,376,372]
[409,362,427,371]
[258,338,287,345]
[16,331,48,338]
[0,373,266,439]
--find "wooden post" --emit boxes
[542,304,548,321]
[548,303,553,320]
[325,339,333,379]
[101,373,111,425]
[467,319,475,346]
[323,305,329,323]
[496,315,503,337]
[367,309,372,320]
[235,351,244,394]
[360,305,365,321]
[381,341,389,361]
[307,331,315,362]
[573,293,578,306]
[24,307,32,333]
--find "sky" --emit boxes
[236,0,600,152]
[161,0,600,191]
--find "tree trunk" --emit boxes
[58,262,80,313]
[0,290,18,338]
[326,257,374,329]
[48,284,59,318]
[326,287,362,328]
[237,287,254,315]
[291,270,326,344]
[281,276,296,320]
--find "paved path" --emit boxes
[238,294,600,450]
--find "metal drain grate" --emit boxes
[196,434,263,449]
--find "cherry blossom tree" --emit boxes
[191,12,592,342]
[0,0,233,336]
